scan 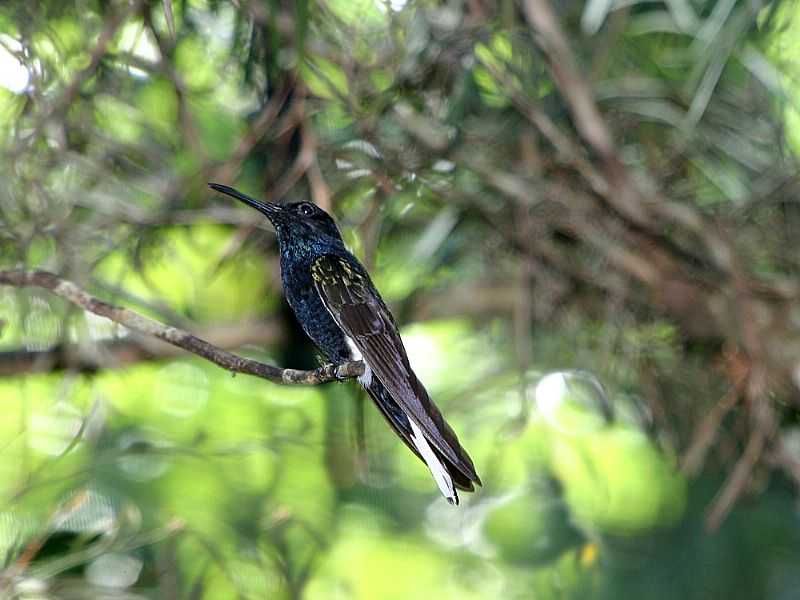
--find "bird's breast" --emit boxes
[281,266,351,363]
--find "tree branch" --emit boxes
[521,0,738,276]
[0,270,363,384]
[0,321,284,376]
[521,0,649,228]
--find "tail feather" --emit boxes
[408,418,458,504]
[363,379,479,502]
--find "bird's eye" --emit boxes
[298,203,315,216]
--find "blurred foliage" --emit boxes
[1,0,800,598]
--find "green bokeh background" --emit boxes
[2,0,800,598]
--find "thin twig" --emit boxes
[521,0,648,226]
[705,365,775,531]
[210,82,293,185]
[681,382,742,475]
[0,270,363,384]
[520,0,738,276]
[267,87,316,201]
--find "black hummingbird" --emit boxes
[209,183,481,504]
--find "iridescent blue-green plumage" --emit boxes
[209,183,481,504]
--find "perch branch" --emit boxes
[0,321,284,376]
[0,270,363,384]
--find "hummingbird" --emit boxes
[209,183,481,504]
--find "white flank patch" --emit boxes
[358,364,373,386]
[345,337,362,360]
[408,418,457,504]
[346,337,373,386]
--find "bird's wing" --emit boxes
[310,254,479,487]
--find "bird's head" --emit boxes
[209,183,343,246]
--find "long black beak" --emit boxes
[208,183,281,218]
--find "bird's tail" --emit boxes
[362,378,478,504]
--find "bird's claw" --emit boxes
[322,362,362,381]
[317,363,348,382]
[333,363,352,382]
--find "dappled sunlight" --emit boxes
[116,430,173,482]
[28,402,84,457]
[85,552,143,589]
[21,297,61,352]
[401,320,499,395]
[533,370,610,436]
[306,506,504,600]
[551,428,687,534]
[0,35,29,94]
[154,362,210,418]
[530,370,687,534]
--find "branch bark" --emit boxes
[0,321,283,376]
[521,0,738,276]
[521,0,649,227]
[0,270,363,384]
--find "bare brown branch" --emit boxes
[0,270,363,384]
[521,0,649,227]
[682,382,743,476]
[520,0,738,276]
[706,366,776,531]
[0,321,284,376]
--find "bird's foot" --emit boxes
[313,361,364,382]
[331,361,365,381]
[334,361,358,381]
[313,363,338,382]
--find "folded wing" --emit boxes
[310,254,481,495]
